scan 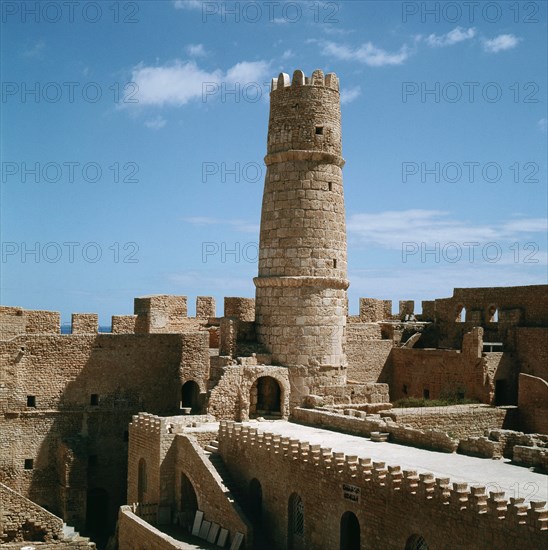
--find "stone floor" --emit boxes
[242,420,548,503]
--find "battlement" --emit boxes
[270,69,339,92]
[219,421,548,534]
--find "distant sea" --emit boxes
[60,325,111,334]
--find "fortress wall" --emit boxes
[518,374,548,435]
[383,405,510,438]
[390,334,494,403]
[118,506,185,550]
[111,315,137,334]
[515,327,548,380]
[218,421,547,550]
[346,324,392,384]
[127,414,167,506]
[25,310,60,334]
[196,296,216,318]
[224,297,255,322]
[71,314,98,334]
[0,333,206,412]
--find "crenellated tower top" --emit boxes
[266,69,343,162]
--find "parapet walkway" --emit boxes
[242,420,548,503]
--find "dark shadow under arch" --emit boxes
[340,510,360,550]
[179,472,198,533]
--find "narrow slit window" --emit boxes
[423,389,430,400]
[333,259,337,268]
[315,125,323,135]
[328,182,332,191]
[26,395,36,407]
[90,394,99,406]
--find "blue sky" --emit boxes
[1,0,547,325]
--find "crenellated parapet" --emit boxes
[270,69,340,92]
[218,421,548,535]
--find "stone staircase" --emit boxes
[204,441,272,550]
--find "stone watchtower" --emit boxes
[254,69,349,405]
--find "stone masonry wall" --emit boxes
[346,324,392,384]
[218,421,547,550]
[518,373,548,434]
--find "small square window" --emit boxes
[90,394,99,406]
[315,126,324,135]
[26,395,36,407]
[24,459,34,470]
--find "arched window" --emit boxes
[137,458,147,502]
[405,534,429,550]
[288,493,304,549]
[456,305,466,322]
[340,511,360,550]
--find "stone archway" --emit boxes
[340,511,360,550]
[405,534,429,550]
[179,472,198,532]
[250,376,282,418]
[181,380,202,414]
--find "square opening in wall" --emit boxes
[24,459,34,470]
[90,394,99,406]
[26,395,36,407]
[315,126,324,135]
[423,389,430,400]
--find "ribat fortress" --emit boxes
[1,69,547,550]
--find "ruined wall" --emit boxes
[518,373,548,435]
[174,436,250,541]
[208,365,290,421]
[383,405,510,438]
[390,328,497,403]
[515,327,548,380]
[118,506,186,550]
[0,481,64,542]
[218,421,547,550]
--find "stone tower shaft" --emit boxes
[254,69,349,383]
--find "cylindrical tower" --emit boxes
[254,69,349,403]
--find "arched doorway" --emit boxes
[250,376,281,418]
[138,458,147,502]
[405,534,429,550]
[85,488,109,548]
[248,478,262,522]
[340,511,360,550]
[181,381,201,414]
[287,493,304,550]
[180,473,198,533]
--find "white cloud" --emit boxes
[340,86,361,104]
[347,209,547,249]
[21,40,45,58]
[538,118,547,133]
[186,43,207,57]
[281,49,294,60]
[144,116,167,129]
[173,0,204,10]
[126,60,270,106]
[425,27,476,47]
[322,41,410,67]
[483,34,520,53]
